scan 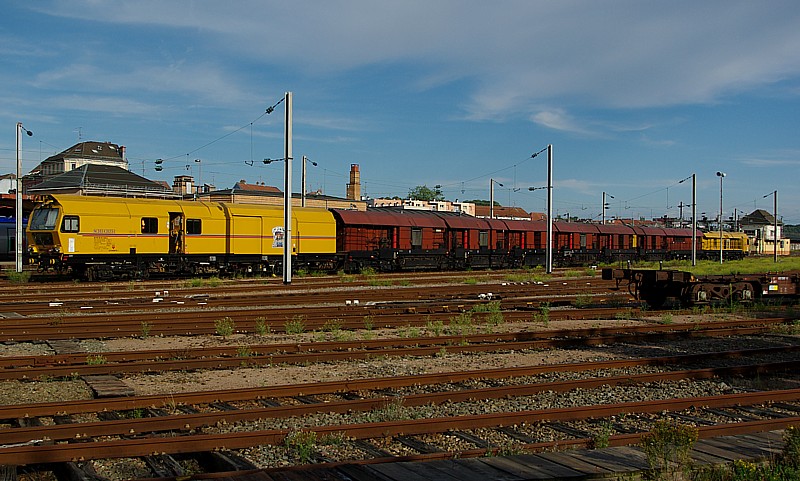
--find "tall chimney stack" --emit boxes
[346,164,361,200]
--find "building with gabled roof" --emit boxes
[474,205,531,220]
[198,179,366,210]
[30,141,127,179]
[27,164,176,198]
[739,208,789,256]
[233,180,281,194]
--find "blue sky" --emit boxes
[2,1,799,223]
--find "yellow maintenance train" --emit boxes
[27,195,338,280]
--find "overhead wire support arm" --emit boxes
[265,96,285,114]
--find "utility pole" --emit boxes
[677,201,686,227]
[283,92,293,284]
[545,144,553,274]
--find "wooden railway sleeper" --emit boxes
[772,402,800,414]
[395,435,445,454]
[495,426,539,444]
[450,431,491,449]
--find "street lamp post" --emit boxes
[763,190,778,262]
[490,179,503,219]
[301,156,318,207]
[194,159,202,194]
[16,122,33,273]
[716,171,726,264]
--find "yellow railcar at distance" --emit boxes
[27,195,338,280]
[700,231,750,260]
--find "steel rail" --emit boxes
[2,359,799,446]
[1,268,597,297]
[0,302,789,342]
[1,316,791,369]
[2,388,800,465]
[0,323,786,380]
[0,280,616,315]
[2,344,797,420]
[254,419,793,478]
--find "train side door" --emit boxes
[169,212,184,255]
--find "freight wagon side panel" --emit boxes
[223,203,284,255]
[293,208,337,255]
[230,215,264,255]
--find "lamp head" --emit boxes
[716,171,726,177]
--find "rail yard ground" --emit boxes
[1,260,800,480]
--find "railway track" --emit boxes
[0,275,615,317]
[0,319,794,379]
[2,270,799,480]
[2,345,800,471]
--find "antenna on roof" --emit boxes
[74,127,83,141]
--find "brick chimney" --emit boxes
[346,164,361,200]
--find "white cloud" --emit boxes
[46,95,161,116]
[739,150,800,167]
[27,1,800,118]
[32,61,250,107]
[531,109,596,136]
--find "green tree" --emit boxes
[466,199,499,207]
[408,185,444,201]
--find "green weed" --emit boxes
[284,430,317,464]
[254,317,271,335]
[640,420,698,477]
[86,354,107,365]
[285,315,306,334]
[5,270,31,284]
[140,321,152,338]
[214,317,235,337]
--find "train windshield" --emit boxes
[29,207,59,230]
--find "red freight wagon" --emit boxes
[331,208,448,271]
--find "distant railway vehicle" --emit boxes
[0,216,25,261]
[699,231,750,260]
[603,268,800,308]
[27,194,751,280]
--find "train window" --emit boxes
[29,207,59,230]
[141,217,158,234]
[61,216,79,233]
[186,219,202,235]
[479,231,488,248]
[411,228,422,248]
